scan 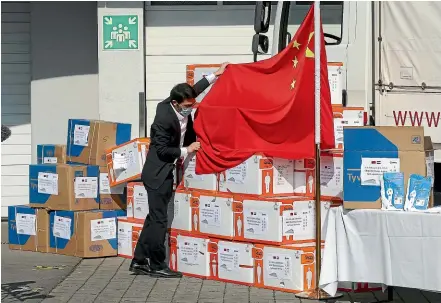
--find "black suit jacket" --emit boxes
[141,77,211,190]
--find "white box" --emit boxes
[127,182,149,223]
[254,244,317,293]
[106,138,150,187]
[169,231,211,278]
[292,152,343,200]
[233,196,325,245]
[171,189,192,231]
[178,153,218,191]
[219,155,295,196]
[117,218,143,259]
[212,240,255,285]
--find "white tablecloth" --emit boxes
[319,206,441,295]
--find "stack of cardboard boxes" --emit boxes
[8,119,133,258]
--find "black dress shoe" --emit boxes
[149,266,183,278]
[129,260,151,275]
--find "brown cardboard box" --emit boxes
[37,144,67,164]
[343,126,430,209]
[66,119,131,167]
[8,206,50,252]
[49,209,125,258]
[29,164,100,211]
[99,167,127,210]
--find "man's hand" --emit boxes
[187,142,201,153]
[214,62,230,76]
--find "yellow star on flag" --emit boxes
[290,79,296,90]
[292,56,298,68]
[292,40,301,50]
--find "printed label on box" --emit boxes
[38,172,59,195]
[225,162,247,184]
[426,155,434,187]
[185,157,203,181]
[321,156,342,189]
[75,177,98,198]
[99,173,124,195]
[266,253,292,280]
[282,208,313,237]
[179,240,200,265]
[133,185,148,217]
[43,157,58,164]
[118,225,132,250]
[274,159,294,188]
[244,210,268,235]
[113,152,128,170]
[16,213,37,236]
[360,158,400,186]
[200,202,221,227]
[53,215,72,240]
[218,244,240,272]
[73,124,90,146]
[91,218,117,241]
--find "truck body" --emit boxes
[253,1,441,191]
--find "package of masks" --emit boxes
[404,174,432,212]
[380,172,405,211]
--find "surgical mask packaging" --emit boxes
[380,172,405,211]
[404,174,432,212]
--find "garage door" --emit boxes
[144,1,275,134]
[1,2,32,217]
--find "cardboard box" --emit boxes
[169,229,214,279]
[293,150,344,201]
[343,126,431,209]
[106,138,150,187]
[49,209,125,257]
[210,239,256,286]
[99,167,126,210]
[117,217,143,259]
[66,119,131,167]
[218,154,295,196]
[332,106,364,149]
[233,196,331,245]
[8,205,50,253]
[127,182,149,222]
[29,164,100,211]
[178,153,218,191]
[37,144,66,164]
[254,244,319,293]
[425,136,435,187]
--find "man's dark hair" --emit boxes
[170,83,197,104]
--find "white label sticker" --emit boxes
[174,197,180,217]
[282,209,313,237]
[99,173,124,195]
[225,162,247,184]
[185,156,203,181]
[200,202,221,227]
[218,244,240,272]
[274,159,294,187]
[133,185,149,218]
[74,177,98,198]
[38,172,59,195]
[360,158,400,186]
[113,152,128,170]
[91,217,117,241]
[266,253,292,280]
[118,225,132,251]
[16,213,37,236]
[244,210,268,235]
[320,156,343,194]
[334,118,344,146]
[43,157,58,164]
[73,124,90,146]
[179,240,200,265]
[53,215,72,240]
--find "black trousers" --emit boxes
[133,174,173,270]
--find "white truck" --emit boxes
[252,1,441,194]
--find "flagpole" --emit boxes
[296,2,343,300]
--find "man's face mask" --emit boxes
[175,98,195,117]
[179,106,193,117]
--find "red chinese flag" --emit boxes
[194,5,334,174]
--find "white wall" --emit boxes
[30,2,100,163]
[98,1,145,138]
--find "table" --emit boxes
[319,206,441,296]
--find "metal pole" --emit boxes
[296,3,343,300]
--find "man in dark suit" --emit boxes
[130,63,229,278]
